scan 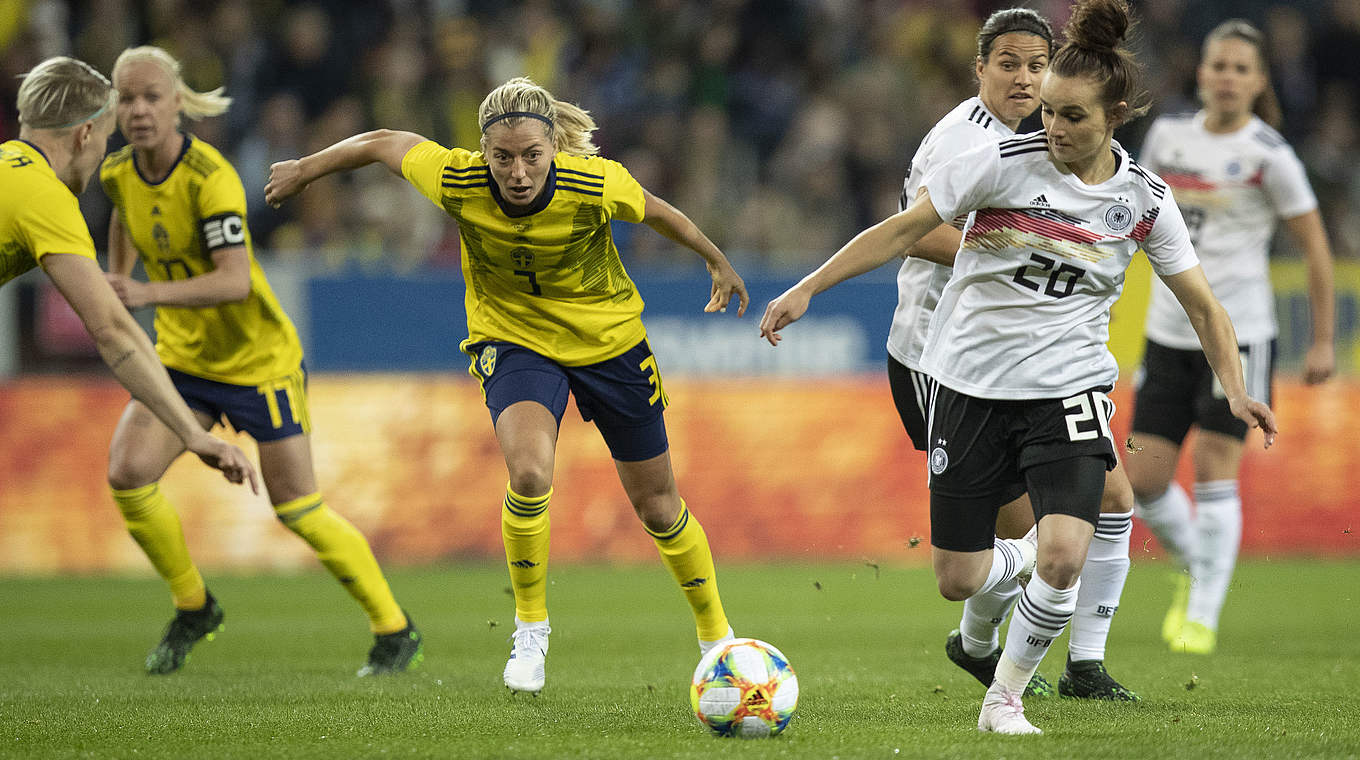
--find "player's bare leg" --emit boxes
[495,401,559,694]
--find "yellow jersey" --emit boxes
[401,141,649,366]
[0,140,98,286]
[100,135,302,384]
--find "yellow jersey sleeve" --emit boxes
[402,140,461,208]
[194,157,250,252]
[0,140,96,285]
[196,156,247,219]
[600,158,646,224]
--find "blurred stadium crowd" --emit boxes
[1,0,1357,272]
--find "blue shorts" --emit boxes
[168,364,311,443]
[465,339,670,462]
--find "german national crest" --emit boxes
[1104,204,1133,232]
[929,446,949,475]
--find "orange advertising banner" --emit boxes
[0,375,1355,574]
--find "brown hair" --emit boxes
[978,8,1055,60]
[1049,0,1151,120]
[1203,19,1282,129]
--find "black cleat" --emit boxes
[1059,657,1140,701]
[945,629,1054,697]
[145,591,224,675]
[357,613,424,677]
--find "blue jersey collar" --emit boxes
[133,132,192,186]
[16,139,52,168]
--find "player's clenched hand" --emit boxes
[187,433,260,494]
[264,160,306,208]
[705,261,749,317]
[1228,396,1278,449]
[104,273,153,309]
[758,284,812,347]
[1303,342,1335,385]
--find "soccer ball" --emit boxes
[690,638,799,738]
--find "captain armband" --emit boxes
[201,213,246,251]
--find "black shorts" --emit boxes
[926,384,1117,552]
[1131,338,1275,445]
[887,356,935,451]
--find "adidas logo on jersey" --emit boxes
[1030,194,1050,208]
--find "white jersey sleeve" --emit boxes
[1141,194,1199,277]
[1261,144,1317,220]
[887,97,1015,370]
[921,138,1005,223]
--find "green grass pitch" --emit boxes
[2,559,1357,759]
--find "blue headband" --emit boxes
[481,111,553,133]
[52,97,111,130]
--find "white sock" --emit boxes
[1187,480,1241,630]
[1068,512,1131,662]
[997,574,1079,690]
[959,579,1021,657]
[1135,482,1195,567]
[977,537,1028,595]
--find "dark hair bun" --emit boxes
[1063,0,1130,53]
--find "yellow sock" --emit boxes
[502,485,551,623]
[112,483,205,610]
[647,499,729,641]
[275,493,406,634]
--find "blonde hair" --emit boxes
[16,56,115,131]
[112,46,232,120]
[478,77,598,156]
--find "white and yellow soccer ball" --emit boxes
[690,638,798,738]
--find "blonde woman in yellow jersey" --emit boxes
[267,76,749,694]
[101,46,421,677]
[0,56,256,491]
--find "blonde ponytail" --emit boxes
[113,46,231,120]
[478,76,599,156]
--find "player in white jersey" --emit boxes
[760,0,1277,735]
[887,8,1138,702]
[1126,19,1336,656]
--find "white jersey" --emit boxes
[887,97,1015,370]
[919,132,1199,400]
[1138,112,1316,349]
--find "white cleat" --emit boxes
[503,618,550,694]
[1013,526,1039,587]
[698,626,735,655]
[978,681,1042,735]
